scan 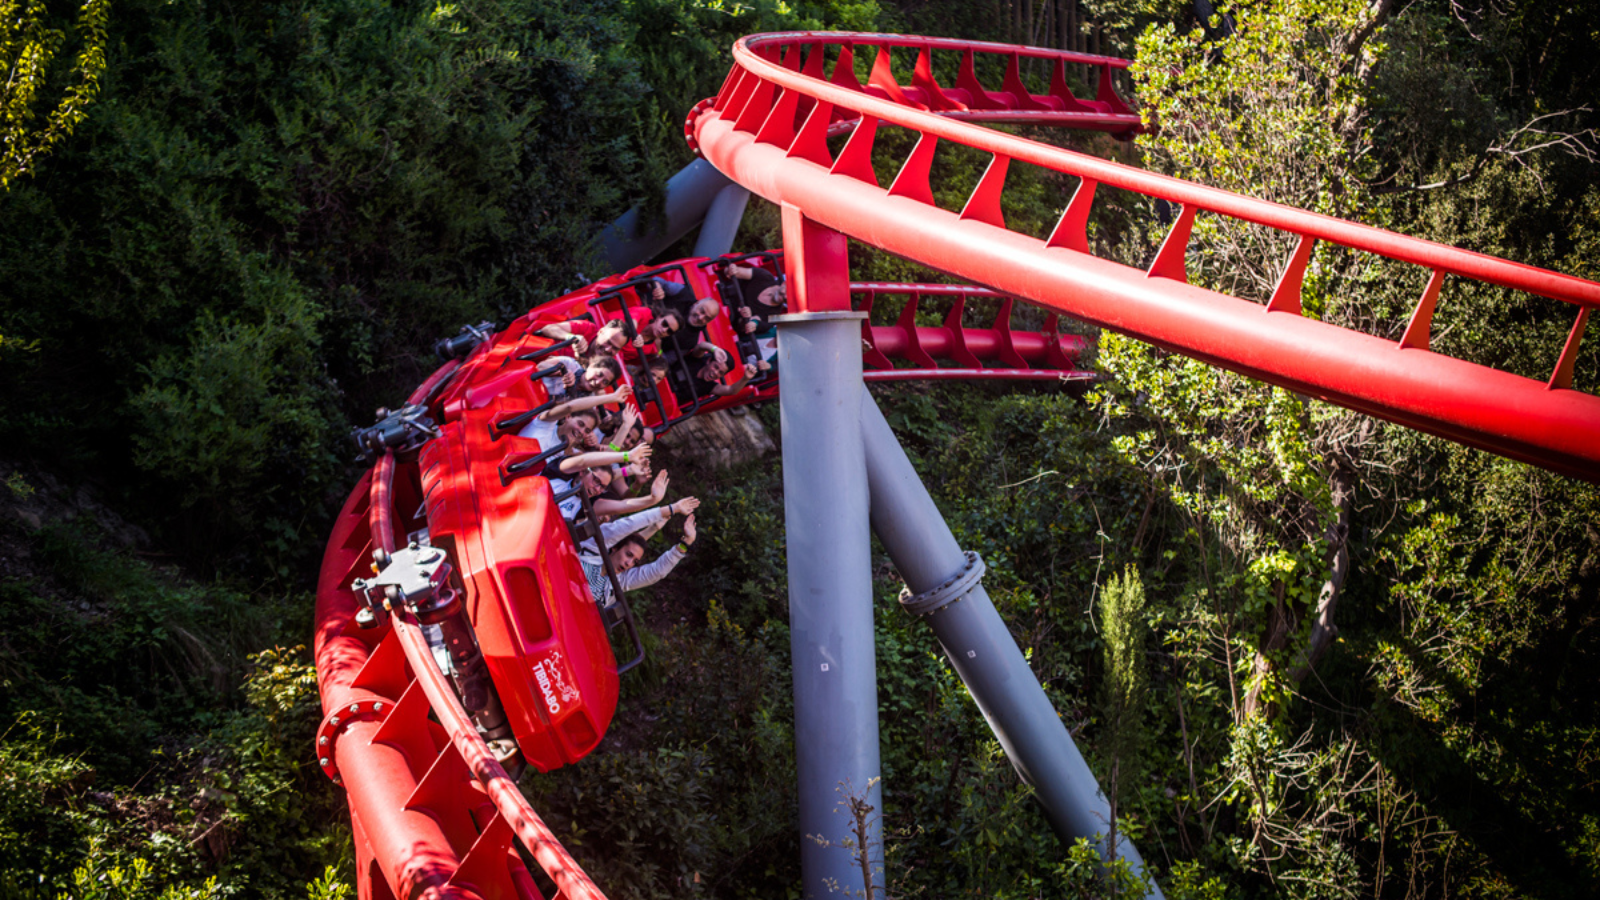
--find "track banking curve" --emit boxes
[315,262,1094,899]
[314,31,1600,900]
[693,31,1600,481]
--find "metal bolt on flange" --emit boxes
[900,551,986,617]
[315,695,389,785]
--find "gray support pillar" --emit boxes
[691,183,751,259]
[773,310,884,900]
[860,395,1163,897]
[597,159,733,271]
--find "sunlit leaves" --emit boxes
[0,0,110,188]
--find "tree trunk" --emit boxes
[1244,458,1356,718]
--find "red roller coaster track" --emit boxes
[315,270,1091,900]
[695,32,1599,481]
[315,32,1599,900]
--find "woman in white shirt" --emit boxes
[578,498,700,609]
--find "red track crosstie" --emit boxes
[316,30,1600,900]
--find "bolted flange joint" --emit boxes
[899,551,985,617]
[315,693,389,785]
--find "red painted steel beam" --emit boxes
[854,282,1091,367]
[316,361,610,900]
[783,203,854,312]
[693,32,1600,481]
[687,32,1142,153]
[388,610,607,900]
[720,33,1599,311]
[864,368,1094,382]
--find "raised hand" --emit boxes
[649,469,670,502]
[616,405,639,443]
[743,362,759,379]
[672,496,701,517]
[682,514,697,546]
[609,383,634,404]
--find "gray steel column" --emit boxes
[860,395,1163,897]
[691,183,751,258]
[597,159,733,270]
[774,310,884,900]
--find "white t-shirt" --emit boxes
[541,356,584,399]
[517,416,560,449]
[546,473,583,521]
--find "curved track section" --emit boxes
[683,34,1142,158]
[316,363,610,900]
[693,32,1600,481]
[315,270,1092,900]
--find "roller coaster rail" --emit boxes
[315,30,1600,900]
[695,31,1599,480]
[315,274,1096,900]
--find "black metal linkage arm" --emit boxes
[516,337,578,363]
[565,490,648,675]
[490,397,561,441]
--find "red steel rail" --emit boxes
[316,363,610,900]
[692,32,1600,481]
[684,34,1143,156]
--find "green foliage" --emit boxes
[303,867,354,900]
[2,1,1598,897]
[1136,0,1381,221]
[0,481,339,897]
[0,0,675,573]
[1082,1,1600,896]
[1098,565,1149,835]
[0,520,284,775]
[528,605,798,898]
[0,715,95,886]
[0,0,110,188]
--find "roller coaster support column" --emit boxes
[773,206,885,899]
[861,397,1164,898]
[691,183,751,259]
[598,159,734,270]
